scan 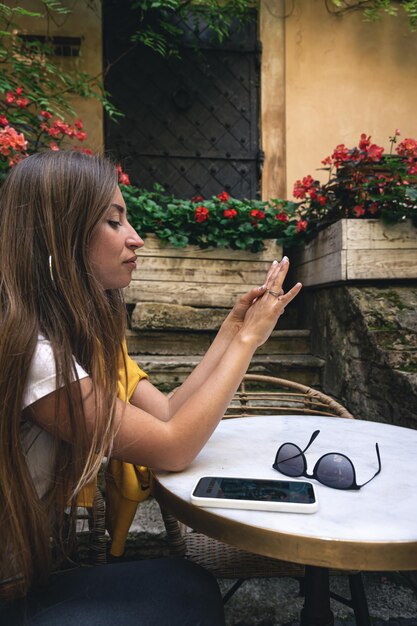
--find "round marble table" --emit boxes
[152,415,417,625]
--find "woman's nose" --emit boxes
[127,227,144,250]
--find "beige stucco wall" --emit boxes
[285,0,417,195]
[7,1,103,152]
[7,1,417,199]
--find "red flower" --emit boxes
[16,97,29,108]
[397,138,417,159]
[366,143,384,162]
[15,86,23,96]
[75,130,87,142]
[317,195,326,206]
[74,118,83,130]
[223,208,237,218]
[5,91,15,105]
[296,220,308,233]
[368,202,379,215]
[0,125,27,157]
[359,134,371,150]
[49,142,60,151]
[0,115,8,126]
[332,144,350,165]
[195,206,209,223]
[191,195,203,203]
[116,164,131,185]
[353,205,365,217]
[250,209,265,219]
[275,212,287,222]
[321,156,332,166]
[217,191,230,202]
[41,110,52,120]
[293,175,316,199]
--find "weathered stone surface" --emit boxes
[301,284,417,429]
[131,302,228,331]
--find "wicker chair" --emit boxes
[157,375,370,620]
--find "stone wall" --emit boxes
[300,285,417,429]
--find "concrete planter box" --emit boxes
[124,234,282,308]
[290,219,417,287]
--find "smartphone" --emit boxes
[191,476,318,513]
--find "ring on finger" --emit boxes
[268,289,283,298]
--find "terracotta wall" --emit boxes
[285,0,417,195]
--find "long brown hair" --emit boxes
[0,150,127,596]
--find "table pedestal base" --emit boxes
[300,566,334,626]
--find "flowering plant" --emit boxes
[122,184,299,253]
[291,132,417,241]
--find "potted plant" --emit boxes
[122,185,295,308]
[286,132,417,286]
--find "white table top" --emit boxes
[153,415,417,570]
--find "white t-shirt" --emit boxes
[20,336,89,499]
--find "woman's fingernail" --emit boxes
[282,256,289,263]
[272,259,278,265]
[258,284,266,290]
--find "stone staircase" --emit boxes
[126,300,324,391]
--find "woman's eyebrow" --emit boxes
[110,203,125,214]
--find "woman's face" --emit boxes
[89,186,144,290]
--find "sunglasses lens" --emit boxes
[316,454,354,489]
[275,443,304,476]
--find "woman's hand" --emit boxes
[238,257,302,348]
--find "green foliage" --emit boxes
[329,0,417,30]
[0,2,120,121]
[291,132,417,242]
[126,0,253,57]
[122,184,300,252]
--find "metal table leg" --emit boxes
[300,565,334,626]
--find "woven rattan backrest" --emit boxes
[224,374,354,419]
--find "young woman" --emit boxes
[0,149,301,625]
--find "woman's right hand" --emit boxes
[239,257,302,348]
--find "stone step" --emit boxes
[126,328,311,356]
[131,353,325,392]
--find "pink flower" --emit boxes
[74,119,83,130]
[41,110,52,120]
[195,206,209,223]
[5,91,15,105]
[353,205,365,217]
[0,114,8,126]
[49,142,60,151]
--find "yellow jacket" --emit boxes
[105,341,151,557]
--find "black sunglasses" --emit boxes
[273,430,381,490]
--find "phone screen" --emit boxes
[193,476,316,504]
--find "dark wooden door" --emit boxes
[103,2,261,199]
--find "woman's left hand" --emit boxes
[223,258,284,331]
